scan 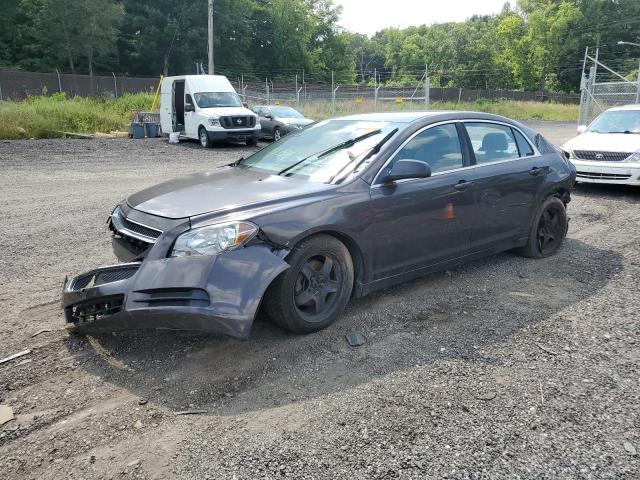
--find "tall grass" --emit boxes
[0,92,154,139]
[0,93,578,140]
[299,98,579,122]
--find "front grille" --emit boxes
[68,264,140,291]
[576,171,632,180]
[574,150,632,162]
[66,295,125,325]
[220,115,256,129]
[130,288,210,308]
[111,207,162,243]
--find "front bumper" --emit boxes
[571,159,640,185]
[62,245,289,338]
[206,127,261,143]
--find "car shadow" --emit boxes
[66,238,621,416]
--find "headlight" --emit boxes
[287,124,303,130]
[561,149,574,160]
[171,221,258,257]
[625,151,640,162]
[208,116,220,127]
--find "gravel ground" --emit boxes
[0,121,638,479]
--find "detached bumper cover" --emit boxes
[62,245,288,338]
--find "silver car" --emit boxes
[251,105,314,141]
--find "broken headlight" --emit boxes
[171,221,258,257]
[625,151,640,162]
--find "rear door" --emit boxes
[462,121,547,251]
[367,122,476,280]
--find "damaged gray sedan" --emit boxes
[62,112,575,338]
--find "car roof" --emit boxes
[253,105,299,109]
[337,110,523,124]
[607,104,640,112]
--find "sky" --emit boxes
[333,0,509,36]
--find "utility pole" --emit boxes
[208,0,215,75]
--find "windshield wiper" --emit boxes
[606,130,639,134]
[277,129,383,176]
[327,128,399,184]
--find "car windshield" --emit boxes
[240,119,403,183]
[194,92,242,108]
[271,107,304,118]
[588,110,640,133]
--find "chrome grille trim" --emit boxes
[576,171,632,180]
[111,207,162,244]
[574,150,633,162]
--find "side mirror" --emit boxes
[185,103,195,113]
[382,159,431,183]
[243,102,249,109]
[265,114,273,120]
[577,125,587,134]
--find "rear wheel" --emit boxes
[198,127,211,148]
[518,196,568,258]
[264,235,353,334]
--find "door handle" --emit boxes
[453,180,472,191]
[529,167,543,176]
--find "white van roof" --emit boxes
[161,75,235,95]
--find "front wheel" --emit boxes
[198,127,211,148]
[273,127,282,141]
[517,196,568,259]
[264,235,353,334]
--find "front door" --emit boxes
[463,121,548,251]
[367,122,476,281]
[184,94,199,138]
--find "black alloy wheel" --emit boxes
[294,254,342,319]
[518,196,568,259]
[264,235,354,334]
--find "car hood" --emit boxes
[127,167,331,219]
[278,117,314,127]
[199,106,256,117]
[563,132,640,152]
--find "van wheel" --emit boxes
[517,196,568,259]
[264,235,353,334]
[198,127,211,148]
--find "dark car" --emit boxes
[62,112,575,338]
[251,105,314,140]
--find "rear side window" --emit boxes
[393,123,463,174]
[465,122,519,164]
[513,129,535,156]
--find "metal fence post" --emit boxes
[112,72,118,98]
[55,69,62,93]
[424,65,430,110]
[636,58,640,103]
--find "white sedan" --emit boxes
[562,104,640,185]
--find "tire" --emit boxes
[273,127,282,141]
[246,136,258,146]
[264,235,354,334]
[198,126,211,148]
[517,196,568,259]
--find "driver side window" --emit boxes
[391,123,463,175]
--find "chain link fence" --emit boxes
[579,53,640,126]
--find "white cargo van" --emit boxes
[160,75,260,147]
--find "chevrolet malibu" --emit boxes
[62,112,575,338]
